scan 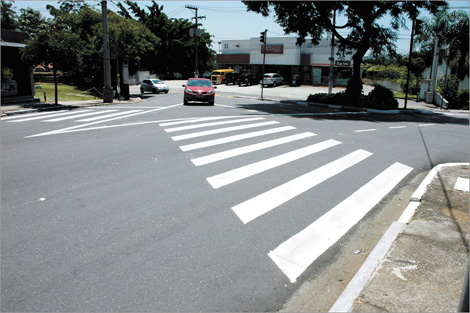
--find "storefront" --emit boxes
[217,37,358,86]
[1,29,35,102]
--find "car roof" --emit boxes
[188,78,210,81]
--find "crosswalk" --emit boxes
[1,109,144,123]
[159,115,413,283]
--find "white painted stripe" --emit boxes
[418,123,435,127]
[232,149,373,224]
[2,110,68,120]
[454,177,469,192]
[179,126,296,151]
[163,117,265,132]
[389,126,407,129]
[208,139,341,189]
[25,103,182,138]
[354,128,377,133]
[192,132,316,166]
[268,162,412,283]
[171,121,279,141]
[8,110,93,122]
[76,110,142,121]
[43,110,118,122]
[159,116,240,127]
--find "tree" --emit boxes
[17,8,49,38]
[21,20,82,105]
[243,1,446,98]
[1,1,18,30]
[117,0,216,78]
[417,9,469,81]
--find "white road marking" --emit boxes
[8,110,93,122]
[354,128,377,133]
[1,110,68,120]
[171,121,279,141]
[208,139,341,189]
[389,126,407,129]
[418,123,435,127]
[76,110,142,122]
[159,116,241,127]
[179,126,296,151]
[454,177,469,192]
[231,149,373,224]
[42,110,118,122]
[163,117,265,132]
[192,132,316,166]
[25,103,182,138]
[268,162,413,283]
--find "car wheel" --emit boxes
[152,88,158,94]
[140,87,144,93]
[273,81,277,87]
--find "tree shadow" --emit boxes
[233,101,469,126]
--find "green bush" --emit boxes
[307,85,398,110]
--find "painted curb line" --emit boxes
[329,162,469,312]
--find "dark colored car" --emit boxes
[238,74,259,86]
[182,78,216,106]
[202,72,212,79]
[222,72,241,85]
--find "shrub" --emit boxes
[365,85,398,110]
[306,85,398,110]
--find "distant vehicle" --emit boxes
[169,72,183,79]
[202,72,212,79]
[210,69,234,84]
[261,73,284,87]
[222,72,241,85]
[238,74,259,86]
[182,78,216,106]
[140,79,169,94]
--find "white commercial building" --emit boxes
[216,37,359,86]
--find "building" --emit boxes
[216,37,358,86]
[1,29,37,105]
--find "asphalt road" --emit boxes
[1,87,468,311]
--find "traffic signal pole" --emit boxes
[260,30,267,100]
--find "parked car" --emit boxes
[168,72,183,79]
[222,72,241,85]
[211,69,234,84]
[202,72,212,79]
[238,74,259,86]
[140,79,169,94]
[182,78,216,106]
[261,73,284,87]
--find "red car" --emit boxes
[182,78,216,106]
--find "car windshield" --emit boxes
[151,79,163,84]
[188,80,212,87]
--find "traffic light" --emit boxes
[415,19,423,36]
[260,31,266,43]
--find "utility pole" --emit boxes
[186,5,205,78]
[404,17,420,109]
[328,9,336,94]
[102,0,113,103]
[260,29,267,100]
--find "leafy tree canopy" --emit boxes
[117,0,216,77]
[1,1,18,30]
[243,1,446,97]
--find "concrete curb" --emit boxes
[329,162,469,312]
[1,98,142,117]
[291,101,436,115]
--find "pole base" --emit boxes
[103,87,114,103]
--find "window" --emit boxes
[224,43,229,49]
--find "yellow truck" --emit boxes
[210,69,234,84]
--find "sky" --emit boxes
[10,0,470,55]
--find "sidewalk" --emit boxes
[0,97,142,116]
[331,163,469,312]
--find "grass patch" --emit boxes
[35,83,101,102]
[393,91,419,100]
